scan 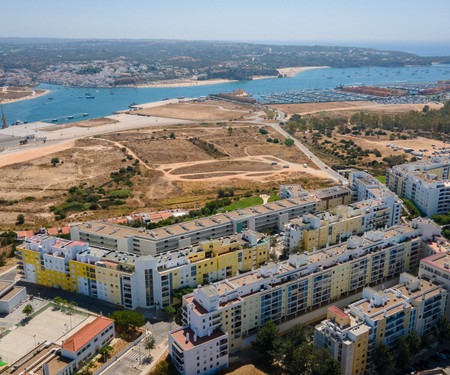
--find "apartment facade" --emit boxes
[282,201,391,251]
[386,156,450,217]
[349,171,403,226]
[314,273,448,375]
[419,250,450,315]
[71,186,353,255]
[17,230,270,309]
[168,219,441,375]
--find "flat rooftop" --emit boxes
[5,342,72,375]
[0,286,25,301]
[0,281,12,295]
[170,327,227,351]
[314,186,351,200]
[76,195,317,241]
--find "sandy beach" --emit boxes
[277,66,330,77]
[134,78,238,88]
[0,87,50,104]
[132,66,329,88]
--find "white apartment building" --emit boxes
[386,156,450,217]
[350,171,403,226]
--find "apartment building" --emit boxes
[386,156,450,217]
[349,171,403,226]
[71,186,352,255]
[168,219,442,374]
[419,250,450,315]
[282,200,391,251]
[314,273,447,375]
[16,230,269,309]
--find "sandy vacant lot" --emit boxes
[134,100,257,121]
[39,117,119,132]
[0,137,126,225]
[0,122,323,227]
[273,101,443,116]
[225,364,269,375]
[337,133,448,159]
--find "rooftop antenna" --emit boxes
[1,102,7,129]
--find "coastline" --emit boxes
[132,66,329,88]
[134,78,238,88]
[277,66,330,77]
[1,88,50,104]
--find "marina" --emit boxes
[1,64,450,125]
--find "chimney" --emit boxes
[186,333,190,343]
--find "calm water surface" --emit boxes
[2,64,450,125]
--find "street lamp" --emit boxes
[33,334,37,348]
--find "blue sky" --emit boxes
[1,0,449,42]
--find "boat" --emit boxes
[129,102,137,108]
[83,113,88,116]
[68,115,74,119]
[86,95,95,99]
[48,97,53,100]
[51,119,58,122]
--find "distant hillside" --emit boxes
[1,38,449,84]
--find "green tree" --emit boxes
[110,310,145,339]
[98,345,113,362]
[22,304,34,317]
[407,330,421,355]
[373,343,395,375]
[152,360,169,375]
[437,314,450,343]
[228,126,233,136]
[51,157,59,166]
[16,214,25,225]
[395,337,410,371]
[0,253,6,267]
[144,334,156,356]
[170,132,176,139]
[253,320,279,360]
[287,343,314,375]
[174,307,184,326]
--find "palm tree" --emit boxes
[144,334,156,356]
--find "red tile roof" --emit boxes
[15,230,34,239]
[66,241,86,247]
[47,227,60,235]
[329,306,349,319]
[61,226,71,235]
[63,316,114,353]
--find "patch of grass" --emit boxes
[268,194,281,202]
[376,176,386,184]
[224,196,263,211]
[108,189,132,198]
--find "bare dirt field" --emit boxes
[0,137,127,226]
[0,122,326,228]
[0,86,49,103]
[225,364,269,375]
[39,117,119,131]
[337,133,448,159]
[134,100,257,121]
[273,101,443,116]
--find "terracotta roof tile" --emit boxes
[63,316,114,353]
